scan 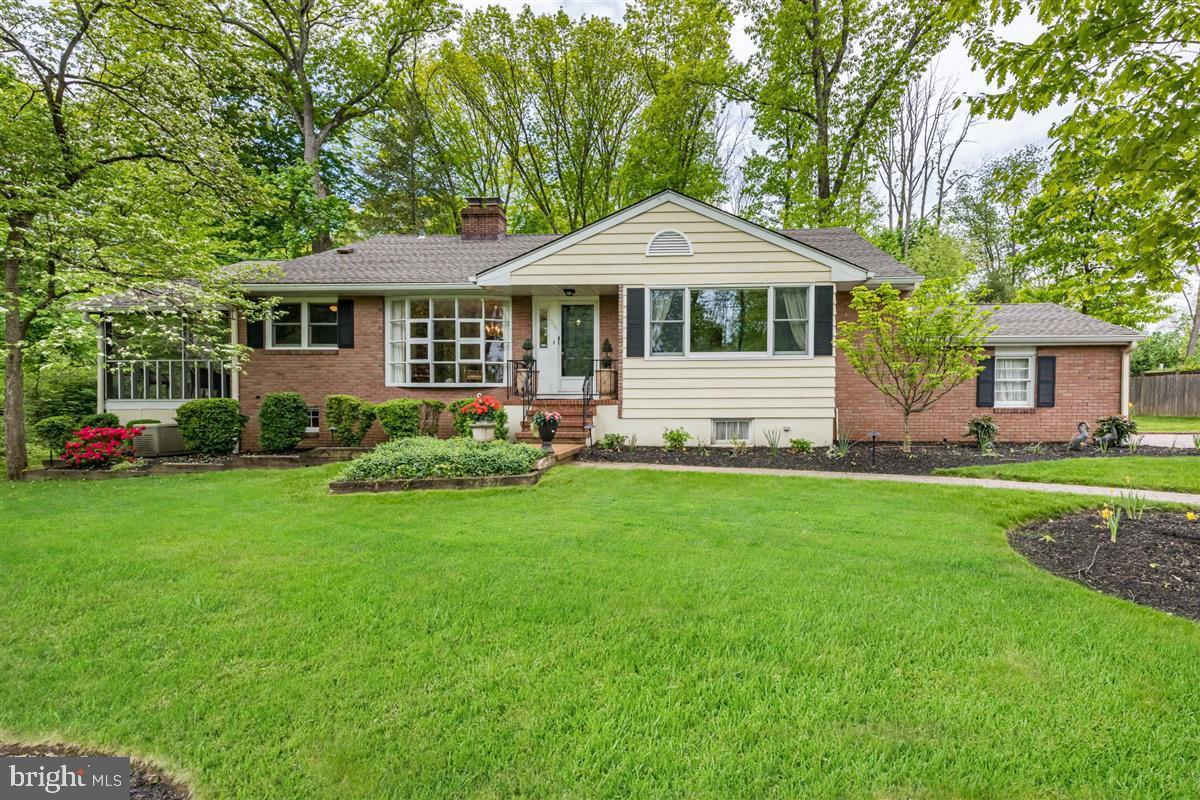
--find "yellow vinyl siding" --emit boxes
[508,202,832,285]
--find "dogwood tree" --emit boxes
[836,281,994,452]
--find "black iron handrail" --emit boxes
[507,359,538,421]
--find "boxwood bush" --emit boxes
[325,394,376,446]
[79,412,120,428]
[259,392,309,452]
[340,436,542,482]
[376,398,421,439]
[30,415,78,459]
[176,398,247,455]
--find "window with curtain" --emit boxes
[387,297,509,385]
[995,356,1033,407]
[772,287,809,354]
[650,289,684,355]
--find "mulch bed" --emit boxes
[0,742,190,799]
[578,442,1197,475]
[1011,510,1200,621]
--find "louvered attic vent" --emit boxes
[646,229,693,256]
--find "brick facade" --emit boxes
[833,292,1128,444]
[238,293,620,449]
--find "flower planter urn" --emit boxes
[537,419,558,452]
[471,422,496,442]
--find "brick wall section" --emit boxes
[834,291,1127,443]
[238,294,627,449]
[239,295,531,448]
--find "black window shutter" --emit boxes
[337,299,355,349]
[626,288,645,358]
[976,356,995,407]
[1036,355,1056,407]
[246,318,264,349]
[814,286,834,356]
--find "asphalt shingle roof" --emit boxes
[984,303,1141,340]
[780,227,918,279]
[249,234,560,285]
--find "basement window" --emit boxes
[713,419,751,443]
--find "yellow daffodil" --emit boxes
[1187,511,1197,522]
[1100,507,1113,521]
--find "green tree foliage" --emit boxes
[836,281,995,451]
[969,0,1199,332]
[1014,151,1174,328]
[0,1,245,478]
[949,146,1041,302]
[737,0,969,227]
[208,0,456,252]
[1130,318,1188,375]
[906,230,974,284]
[435,3,732,233]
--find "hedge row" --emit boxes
[339,437,542,482]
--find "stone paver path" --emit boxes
[573,460,1200,506]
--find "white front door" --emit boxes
[533,297,599,395]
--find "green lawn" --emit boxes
[937,455,1200,494]
[3,466,1200,798]
[1134,415,1200,433]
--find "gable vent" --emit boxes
[646,229,693,257]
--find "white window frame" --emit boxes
[713,418,752,443]
[644,285,816,360]
[384,295,511,388]
[267,299,339,350]
[306,406,320,433]
[993,347,1035,409]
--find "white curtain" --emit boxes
[995,358,1030,403]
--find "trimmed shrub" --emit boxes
[419,399,446,437]
[31,415,78,459]
[176,398,247,455]
[79,412,120,428]
[325,395,376,446]
[448,397,509,440]
[376,398,422,440]
[340,436,542,482]
[127,418,162,425]
[259,392,309,452]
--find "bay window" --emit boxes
[646,286,814,357]
[387,296,509,385]
[269,301,338,349]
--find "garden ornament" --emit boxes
[1069,421,1089,451]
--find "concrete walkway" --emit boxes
[573,460,1200,506]
[1141,433,1197,449]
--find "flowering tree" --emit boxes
[836,281,995,452]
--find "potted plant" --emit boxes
[531,409,562,452]
[597,338,616,396]
[463,394,503,442]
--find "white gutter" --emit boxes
[986,335,1145,344]
[240,282,479,293]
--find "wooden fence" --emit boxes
[1131,371,1200,417]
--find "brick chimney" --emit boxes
[461,197,506,240]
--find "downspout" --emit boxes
[1121,344,1133,416]
[229,310,240,403]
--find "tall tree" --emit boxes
[736,0,970,227]
[441,8,644,233]
[0,0,243,479]
[969,0,1199,342]
[209,0,454,251]
[877,71,974,256]
[949,146,1041,302]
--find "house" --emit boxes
[92,190,1143,447]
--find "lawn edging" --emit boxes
[329,470,544,494]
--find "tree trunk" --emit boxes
[303,127,333,254]
[4,225,28,479]
[901,412,912,453]
[1187,266,1200,359]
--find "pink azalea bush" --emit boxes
[62,426,143,467]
